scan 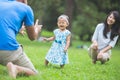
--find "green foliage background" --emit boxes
[28,0,120,41]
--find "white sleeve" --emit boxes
[92,24,101,41]
[109,35,119,48]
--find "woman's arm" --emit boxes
[100,45,112,53]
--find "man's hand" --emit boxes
[34,19,43,34]
[19,25,25,36]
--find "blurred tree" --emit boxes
[29,0,44,23]
[28,0,120,41]
[92,0,120,12]
[64,0,75,31]
[72,0,106,41]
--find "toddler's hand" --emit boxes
[64,49,67,53]
[43,38,48,41]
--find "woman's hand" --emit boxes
[97,51,103,60]
[92,42,98,50]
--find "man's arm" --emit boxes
[25,19,42,41]
[16,0,27,4]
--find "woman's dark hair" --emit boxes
[103,11,120,40]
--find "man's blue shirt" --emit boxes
[0,1,34,50]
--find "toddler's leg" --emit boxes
[45,59,49,66]
[60,64,64,68]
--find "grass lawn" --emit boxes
[0,34,120,80]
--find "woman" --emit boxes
[89,11,120,64]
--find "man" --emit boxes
[0,0,41,78]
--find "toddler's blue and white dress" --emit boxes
[45,29,71,65]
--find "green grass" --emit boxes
[0,34,120,80]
